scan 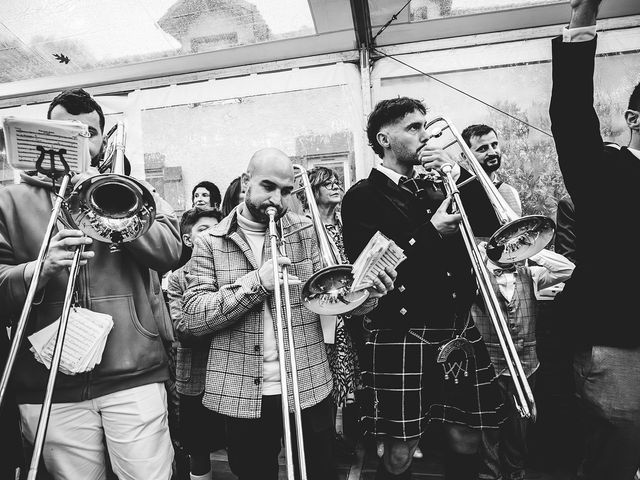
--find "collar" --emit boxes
[486,260,517,277]
[376,164,415,186]
[629,147,640,161]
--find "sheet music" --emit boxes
[28,307,113,375]
[2,116,91,174]
[351,231,407,292]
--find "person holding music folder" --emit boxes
[181,148,396,480]
[0,88,181,480]
[549,0,640,478]
[341,97,507,480]
[471,242,574,480]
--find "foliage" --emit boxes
[481,90,627,221]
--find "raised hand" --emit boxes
[569,0,602,28]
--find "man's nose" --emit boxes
[269,190,282,206]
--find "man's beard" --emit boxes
[393,141,422,166]
[245,190,286,224]
[482,154,501,173]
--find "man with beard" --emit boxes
[341,97,506,480]
[461,124,523,216]
[181,148,396,480]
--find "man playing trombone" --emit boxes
[341,97,506,480]
[0,88,181,479]
[182,148,396,480]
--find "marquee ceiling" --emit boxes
[0,0,638,104]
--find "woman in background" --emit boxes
[192,180,222,209]
[301,166,360,457]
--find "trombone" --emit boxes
[424,116,555,419]
[0,121,155,479]
[265,164,368,479]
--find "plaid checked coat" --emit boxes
[167,265,213,396]
[181,209,333,419]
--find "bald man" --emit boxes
[182,149,395,480]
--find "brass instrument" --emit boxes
[267,206,308,480]
[0,121,156,479]
[291,164,369,315]
[264,164,370,479]
[424,116,555,419]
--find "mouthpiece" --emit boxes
[266,206,277,218]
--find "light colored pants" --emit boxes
[20,382,174,480]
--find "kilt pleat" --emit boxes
[359,321,507,440]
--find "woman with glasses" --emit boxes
[299,166,361,458]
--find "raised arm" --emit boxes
[549,0,603,204]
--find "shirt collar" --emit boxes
[376,164,416,186]
[629,147,640,161]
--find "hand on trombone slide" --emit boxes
[39,229,94,280]
[430,196,462,237]
[258,256,301,292]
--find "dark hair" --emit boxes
[221,176,243,217]
[298,166,340,210]
[47,88,105,133]
[191,181,222,208]
[179,206,222,237]
[461,124,497,147]
[629,81,640,111]
[366,97,427,158]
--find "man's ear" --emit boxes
[376,131,390,150]
[625,109,640,130]
[182,233,193,248]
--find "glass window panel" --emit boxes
[368,0,564,25]
[0,0,316,83]
[140,84,359,215]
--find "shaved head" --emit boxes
[246,148,294,180]
[242,148,295,223]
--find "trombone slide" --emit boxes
[267,207,307,480]
[441,163,536,420]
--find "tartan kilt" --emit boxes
[359,319,506,440]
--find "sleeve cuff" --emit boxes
[562,25,597,43]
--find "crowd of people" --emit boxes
[1,0,639,479]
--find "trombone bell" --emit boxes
[292,164,369,316]
[486,215,555,264]
[302,265,369,316]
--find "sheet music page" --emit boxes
[351,231,407,292]
[2,116,91,174]
[28,307,113,375]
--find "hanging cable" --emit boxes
[373,48,553,137]
[372,0,412,43]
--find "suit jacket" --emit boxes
[181,210,333,419]
[554,194,576,265]
[341,167,496,332]
[550,36,640,347]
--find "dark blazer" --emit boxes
[550,36,640,347]
[555,194,577,265]
[341,167,496,331]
